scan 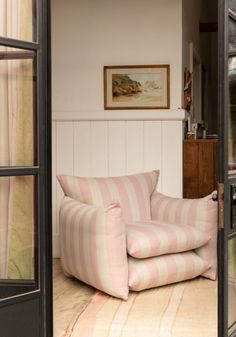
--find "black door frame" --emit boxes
[218,0,236,336]
[0,1,52,336]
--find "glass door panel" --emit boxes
[227,6,236,335]
[0,47,37,167]
[0,0,37,42]
[0,0,51,335]
[228,238,236,330]
[228,15,236,172]
[0,175,37,300]
[229,19,236,52]
[230,0,236,12]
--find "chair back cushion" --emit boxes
[151,191,217,280]
[57,170,159,222]
[60,197,129,300]
[128,251,210,291]
[126,220,210,259]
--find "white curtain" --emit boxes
[0,0,16,279]
[0,0,33,279]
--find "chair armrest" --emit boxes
[59,196,129,300]
[151,191,216,226]
[150,191,218,280]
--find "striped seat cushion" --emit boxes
[151,191,217,280]
[128,251,210,291]
[126,220,210,259]
[57,170,159,222]
[60,197,129,300]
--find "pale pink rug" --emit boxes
[59,278,217,337]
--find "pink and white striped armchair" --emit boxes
[57,170,217,300]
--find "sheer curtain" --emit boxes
[0,0,34,279]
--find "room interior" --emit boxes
[49,0,217,337]
[0,0,220,336]
[51,0,219,336]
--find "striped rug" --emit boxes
[60,278,217,337]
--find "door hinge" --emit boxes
[218,183,224,229]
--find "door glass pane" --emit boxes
[229,56,236,170]
[228,237,236,329]
[229,19,236,53]
[228,17,236,171]
[0,175,37,300]
[0,0,37,42]
[230,1,236,12]
[0,46,37,167]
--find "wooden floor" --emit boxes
[53,259,95,337]
[53,259,217,337]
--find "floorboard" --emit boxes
[53,259,217,337]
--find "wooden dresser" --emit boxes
[183,139,218,198]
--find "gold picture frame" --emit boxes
[104,64,170,110]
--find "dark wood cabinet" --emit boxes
[183,139,218,198]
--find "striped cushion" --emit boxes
[59,197,129,300]
[151,191,217,280]
[126,220,210,258]
[57,170,159,222]
[128,251,210,291]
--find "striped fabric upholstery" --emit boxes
[57,170,159,223]
[128,251,210,291]
[126,220,210,259]
[60,197,129,300]
[151,191,217,280]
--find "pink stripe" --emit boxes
[153,223,180,253]
[128,175,148,220]
[69,203,84,274]
[186,199,198,227]
[162,198,176,222]
[183,253,198,279]
[60,200,76,275]
[128,262,141,289]
[105,205,128,299]
[112,177,133,222]
[129,252,208,291]
[165,255,178,284]
[127,223,178,257]
[78,178,93,204]
[60,207,68,273]
[174,200,185,224]
[205,198,217,229]
[77,206,99,284]
[183,226,197,250]
[144,259,160,288]
[142,172,153,192]
[198,198,217,279]
[127,224,161,256]
[73,205,92,282]
[95,178,113,206]
[128,222,209,258]
[61,199,103,288]
[143,171,158,193]
[87,210,104,290]
[151,194,167,220]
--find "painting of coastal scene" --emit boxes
[104,65,170,109]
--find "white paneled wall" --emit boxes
[52,111,186,256]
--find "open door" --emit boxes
[0,1,52,337]
[219,0,236,336]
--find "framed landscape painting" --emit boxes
[104,65,170,110]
